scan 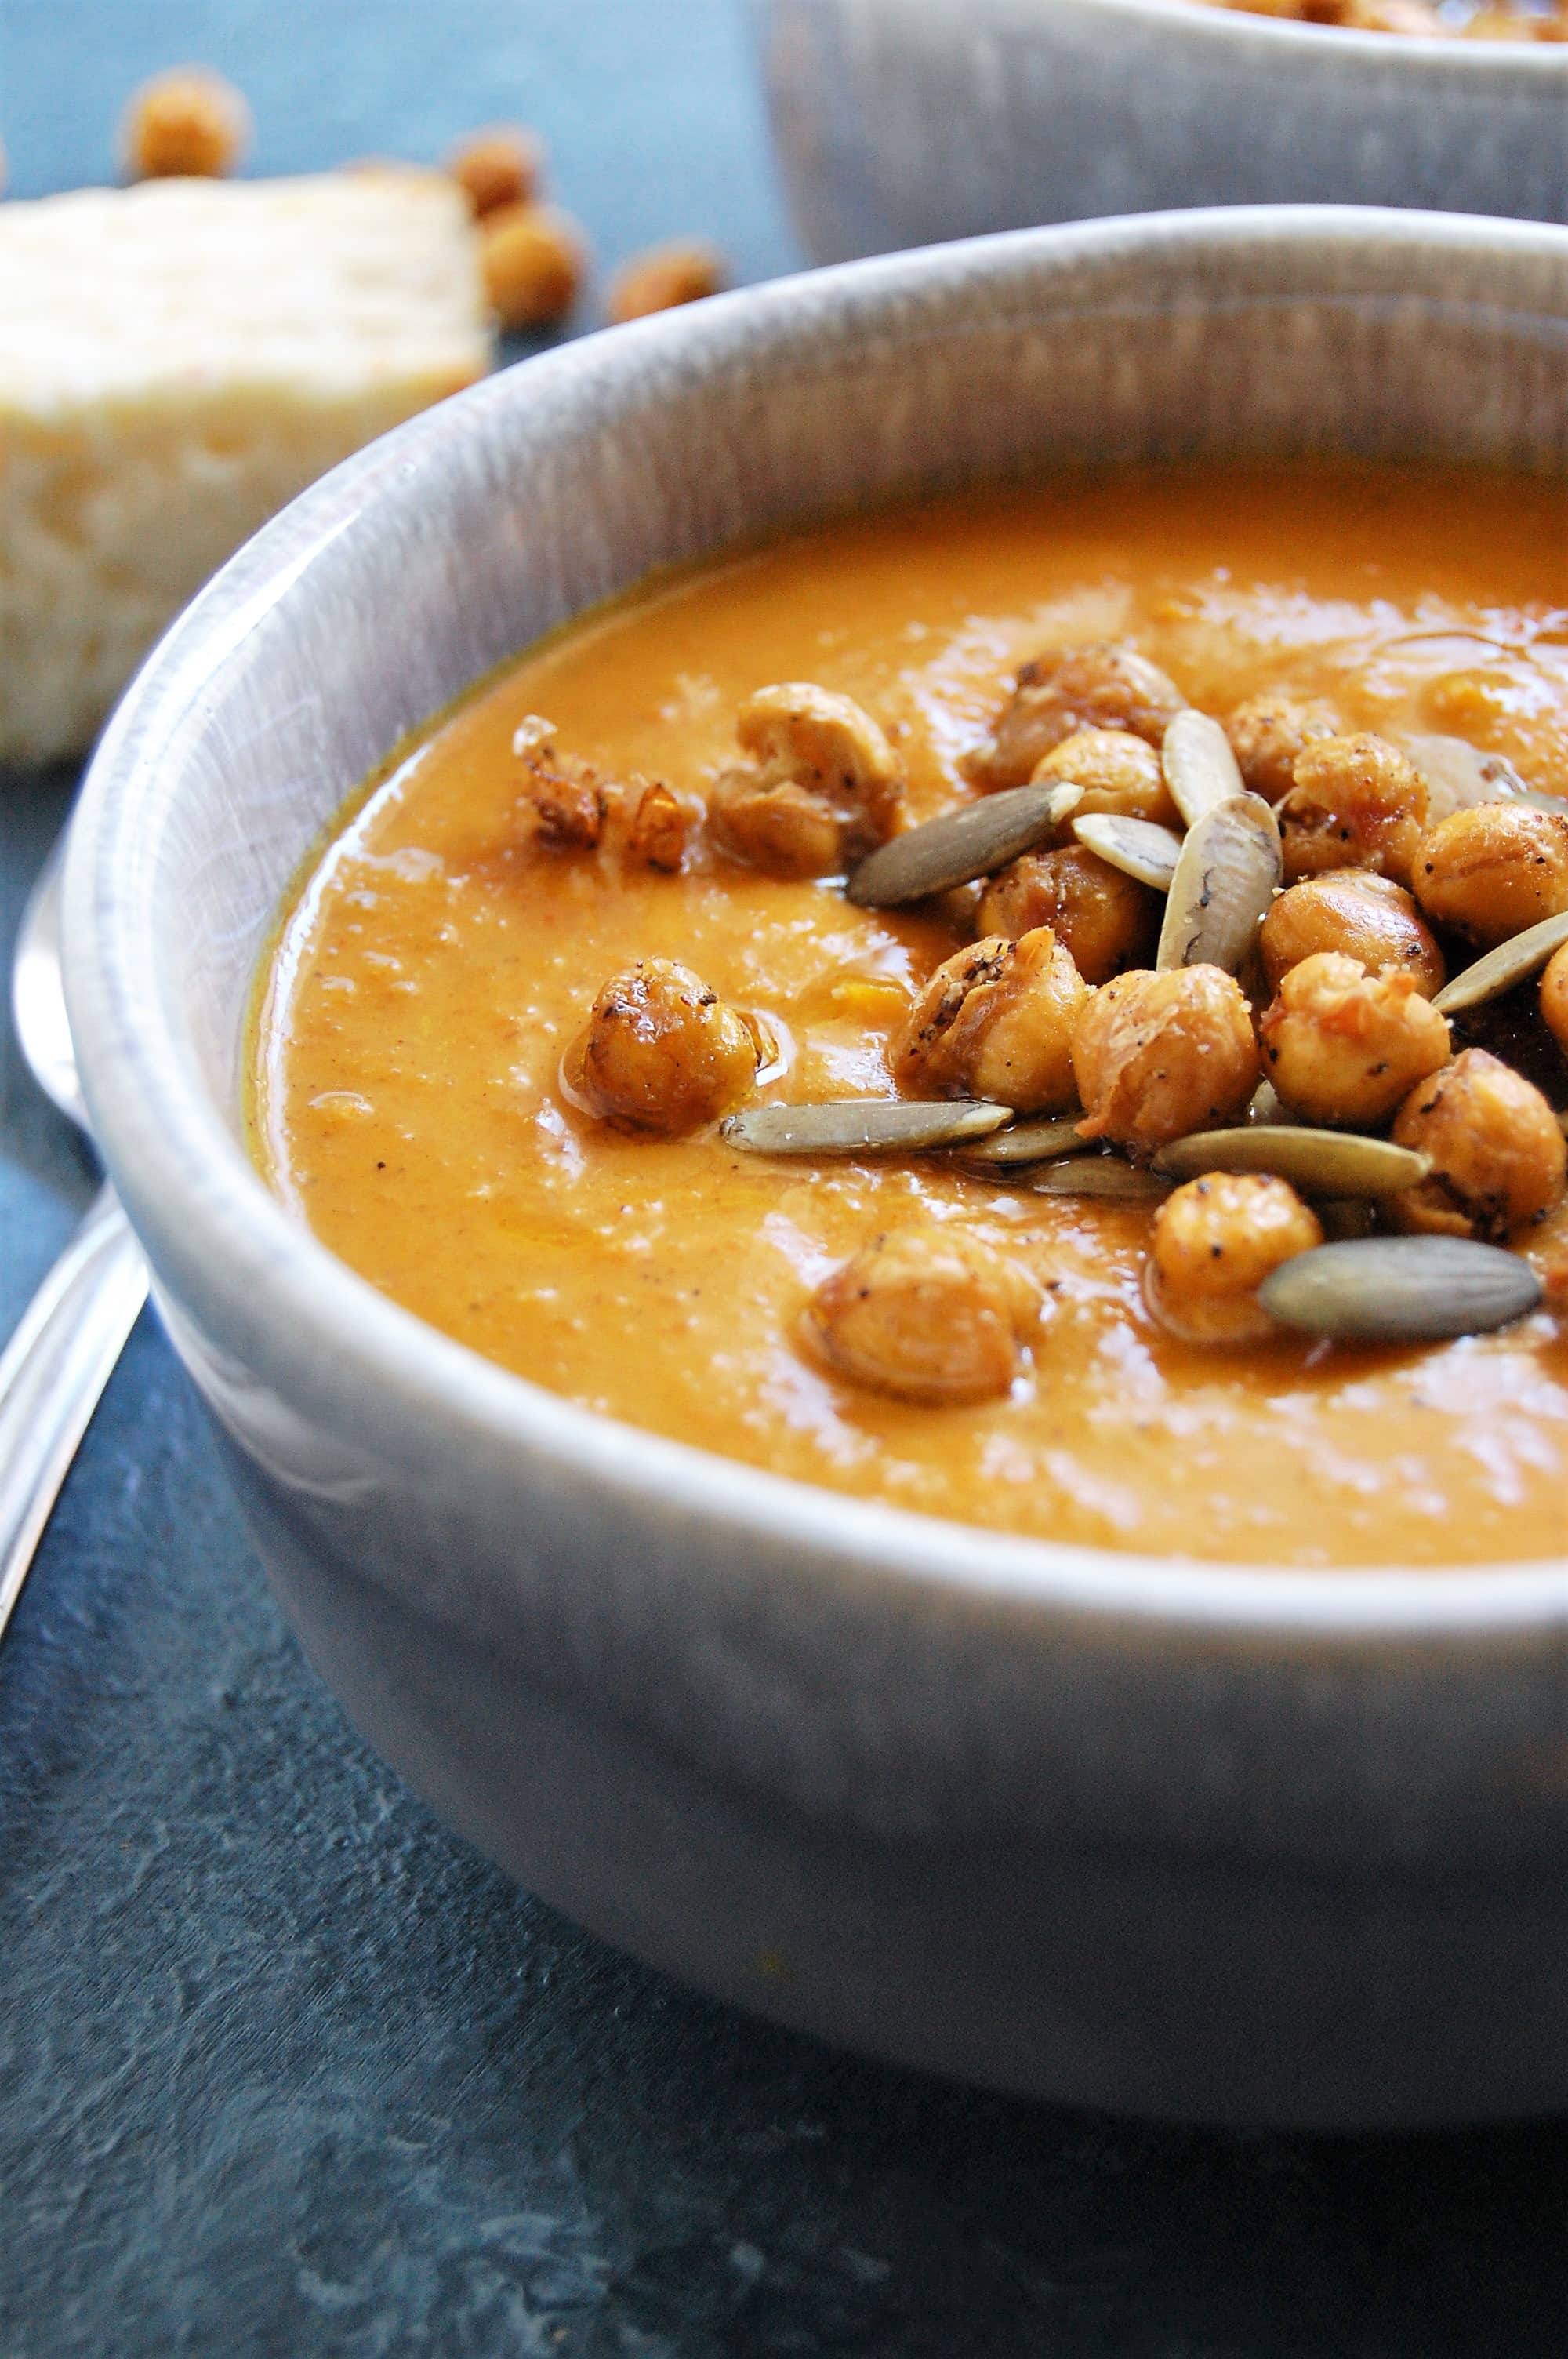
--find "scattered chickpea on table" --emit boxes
[121,65,252,180]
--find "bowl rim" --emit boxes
[65,203,1568,1646]
[1066,0,1568,66]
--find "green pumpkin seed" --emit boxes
[1259,1236,1543,1343]
[722,1098,1011,1155]
[1162,710,1245,827]
[953,1114,1092,1166]
[1071,812,1182,890]
[1156,794,1283,973]
[1153,1125,1429,1197]
[1029,1158,1171,1201]
[1401,733,1526,820]
[845,781,1081,907]
[1432,910,1568,1016]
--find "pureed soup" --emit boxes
[252,466,1568,1569]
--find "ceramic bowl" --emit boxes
[756,0,1568,261]
[66,208,1568,2128]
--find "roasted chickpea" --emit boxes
[1258,870,1445,998]
[1071,965,1260,1158]
[1276,733,1430,887]
[892,928,1088,1114]
[1541,941,1568,1057]
[517,738,605,850]
[965,645,1186,792]
[1259,953,1451,1129]
[976,846,1159,986]
[710,683,904,877]
[481,202,586,329]
[514,729,694,872]
[625,781,691,873]
[448,125,544,218]
[608,239,725,323]
[1414,805,1568,949]
[1148,1173,1323,1346]
[563,958,757,1134]
[122,67,251,180]
[1029,728,1180,831]
[808,1226,1040,1404]
[1225,694,1342,803]
[1390,1049,1566,1241]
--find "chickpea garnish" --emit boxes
[1390,1049,1566,1242]
[893,928,1088,1114]
[1260,953,1451,1129]
[808,1226,1040,1404]
[1258,871,1445,998]
[122,67,251,180]
[1225,694,1341,803]
[608,240,726,324]
[1541,941,1568,1056]
[563,959,757,1135]
[976,846,1158,986]
[518,740,605,851]
[1071,965,1259,1158]
[1414,805,1568,950]
[1276,733,1430,888]
[710,683,904,878]
[481,202,586,329]
[447,125,544,219]
[1148,1173,1323,1347]
[626,781,690,874]
[965,645,1187,793]
[515,730,692,872]
[1029,728,1180,831]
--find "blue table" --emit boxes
[5,5,1568,2351]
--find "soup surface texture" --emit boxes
[254,467,1568,1568]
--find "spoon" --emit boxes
[0,845,149,1644]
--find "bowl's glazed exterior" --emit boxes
[757,0,1568,261]
[66,210,1568,2127]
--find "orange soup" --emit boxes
[252,466,1568,1568]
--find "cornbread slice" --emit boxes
[0,171,491,767]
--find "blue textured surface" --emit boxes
[5,4,1568,2352]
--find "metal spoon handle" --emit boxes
[0,1183,149,1645]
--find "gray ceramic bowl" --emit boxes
[66,208,1568,2128]
[757,0,1568,261]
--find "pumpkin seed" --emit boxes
[1029,1158,1171,1201]
[1432,910,1568,1016]
[1156,794,1283,973]
[1153,1125,1430,1197]
[1070,812,1182,890]
[1401,733,1526,820]
[1258,1235,1543,1343]
[845,781,1081,907]
[1162,710,1245,827]
[953,1114,1092,1166]
[722,1098,1011,1155]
